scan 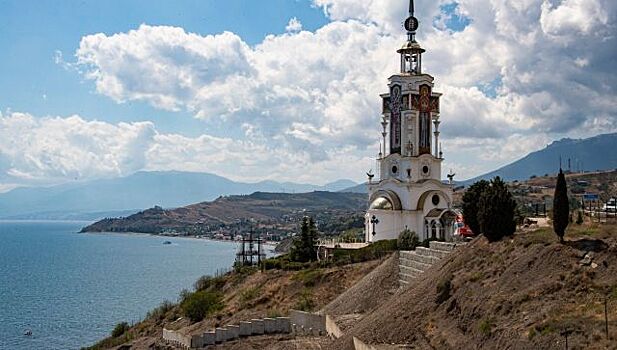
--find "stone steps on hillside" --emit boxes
[414,246,451,259]
[398,242,466,287]
[400,251,441,265]
[429,241,460,252]
[399,258,432,272]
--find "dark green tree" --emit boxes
[398,229,419,250]
[290,216,319,262]
[477,177,517,242]
[576,210,584,225]
[111,322,130,338]
[462,180,490,235]
[553,169,569,242]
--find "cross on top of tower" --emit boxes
[398,0,424,75]
[404,0,419,42]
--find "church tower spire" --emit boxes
[398,0,425,75]
[364,0,454,244]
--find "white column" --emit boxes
[433,119,441,157]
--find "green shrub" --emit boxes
[420,237,444,248]
[267,309,282,318]
[262,258,283,270]
[611,285,617,300]
[537,323,556,336]
[146,300,175,321]
[295,289,315,311]
[111,322,130,338]
[194,275,226,292]
[332,239,397,264]
[238,287,261,309]
[469,271,484,283]
[479,318,492,336]
[180,290,224,323]
[292,269,324,287]
[398,229,419,250]
[435,274,453,304]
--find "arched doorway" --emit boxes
[424,208,458,241]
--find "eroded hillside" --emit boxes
[333,225,617,350]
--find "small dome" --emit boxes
[397,40,425,54]
[370,197,393,210]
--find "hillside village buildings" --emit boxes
[365,0,456,243]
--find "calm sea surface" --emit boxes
[0,221,255,350]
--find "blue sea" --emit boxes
[0,221,254,350]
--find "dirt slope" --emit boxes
[321,253,399,316]
[331,226,617,350]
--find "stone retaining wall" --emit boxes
[289,309,326,335]
[163,316,292,349]
[325,314,343,339]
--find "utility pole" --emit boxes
[560,329,572,350]
[606,296,610,340]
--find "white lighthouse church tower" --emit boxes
[365,0,456,243]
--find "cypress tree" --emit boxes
[477,177,517,242]
[308,217,318,258]
[290,216,318,262]
[462,180,490,235]
[553,169,569,242]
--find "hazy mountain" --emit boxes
[463,133,617,184]
[339,182,368,194]
[0,171,357,219]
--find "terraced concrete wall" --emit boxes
[325,315,343,339]
[289,310,326,335]
[163,316,291,349]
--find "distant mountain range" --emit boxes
[0,171,357,220]
[463,133,617,184]
[2,134,614,219]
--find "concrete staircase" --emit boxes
[398,241,463,286]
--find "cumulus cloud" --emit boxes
[0,112,156,184]
[39,0,617,181]
[0,112,373,188]
[286,17,303,32]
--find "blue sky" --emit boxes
[0,0,615,190]
[0,0,328,137]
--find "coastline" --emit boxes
[81,230,280,248]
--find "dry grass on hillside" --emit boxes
[97,258,385,349]
[331,224,617,350]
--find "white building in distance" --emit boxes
[365,0,456,243]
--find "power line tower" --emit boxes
[235,225,266,267]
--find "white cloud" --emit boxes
[540,0,610,38]
[0,112,372,188]
[38,0,617,182]
[0,112,155,184]
[286,17,303,32]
